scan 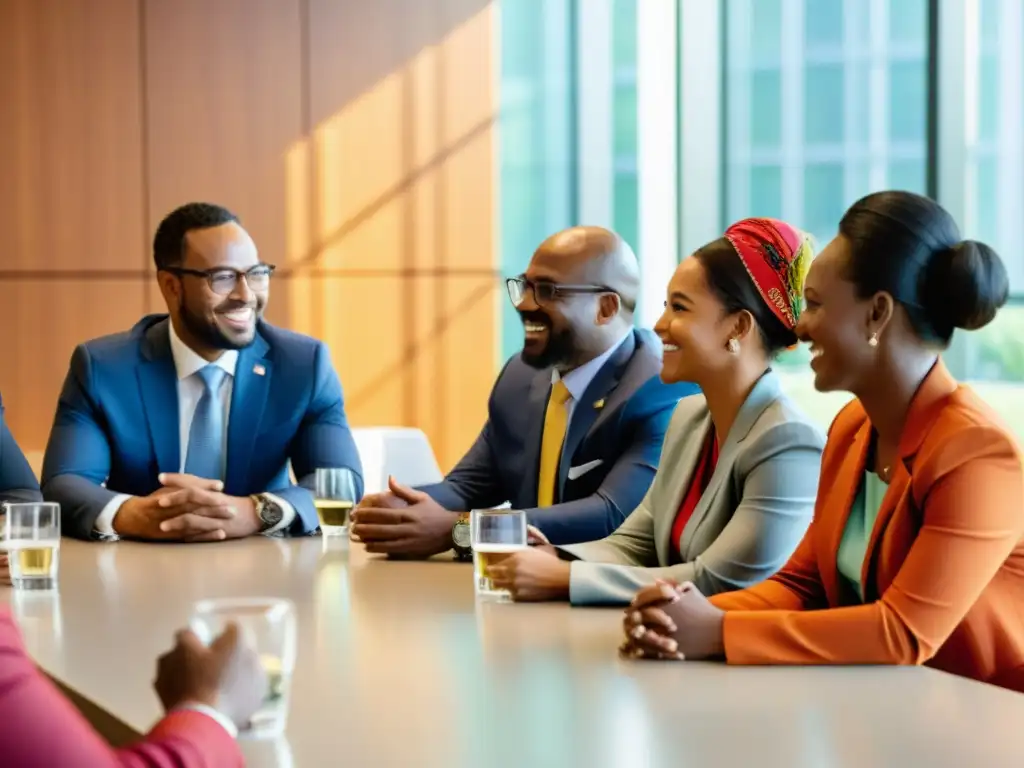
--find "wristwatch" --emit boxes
[452,513,472,561]
[251,494,284,532]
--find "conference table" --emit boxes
[4,538,1024,767]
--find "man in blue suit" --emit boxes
[351,226,697,556]
[0,394,42,504]
[42,203,362,541]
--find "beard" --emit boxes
[519,310,577,370]
[179,295,260,351]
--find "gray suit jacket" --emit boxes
[560,371,824,606]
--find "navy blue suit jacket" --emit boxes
[419,329,699,544]
[0,394,42,504]
[41,315,363,539]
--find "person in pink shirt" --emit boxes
[0,606,266,767]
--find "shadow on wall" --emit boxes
[277,0,500,472]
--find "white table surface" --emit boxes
[5,537,1024,767]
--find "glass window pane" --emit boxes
[888,60,927,142]
[804,0,843,46]
[803,164,845,244]
[749,166,783,220]
[613,83,637,159]
[887,159,926,192]
[804,64,844,143]
[751,69,783,148]
[612,0,639,253]
[613,173,639,257]
[889,0,928,44]
[752,0,783,61]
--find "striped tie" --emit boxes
[184,365,226,480]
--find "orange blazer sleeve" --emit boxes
[0,608,244,768]
[719,425,1024,666]
[710,516,828,612]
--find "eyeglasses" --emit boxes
[162,264,276,295]
[506,276,620,307]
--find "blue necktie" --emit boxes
[184,365,227,480]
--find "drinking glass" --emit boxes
[190,598,297,738]
[470,509,527,602]
[3,502,60,590]
[314,468,359,537]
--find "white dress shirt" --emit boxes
[93,322,295,537]
[551,330,631,433]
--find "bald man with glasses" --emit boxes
[42,202,362,542]
[352,226,698,556]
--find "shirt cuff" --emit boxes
[260,492,297,536]
[93,494,132,540]
[174,702,238,738]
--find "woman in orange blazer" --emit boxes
[620,190,1024,693]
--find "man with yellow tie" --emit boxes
[351,226,698,557]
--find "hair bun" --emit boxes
[921,240,1009,334]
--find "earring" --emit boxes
[727,338,740,354]
[868,333,879,348]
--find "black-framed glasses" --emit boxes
[506,276,618,307]
[162,264,276,295]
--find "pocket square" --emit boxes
[567,459,603,480]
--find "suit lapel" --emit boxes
[556,332,636,500]
[224,333,271,495]
[655,410,711,565]
[675,371,782,559]
[859,469,905,602]
[857,360,957,600]
[137,320,180,474]
[821,420,871,603]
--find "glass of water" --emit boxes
[3,502,60,590]
[470,509,527,602]
[314,468,359,537]
[190,597,297,738]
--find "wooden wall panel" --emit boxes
[0,0,499,475]
[0,281,146,451]
[0,0,145,272]
[143,0,303,323]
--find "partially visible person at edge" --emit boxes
[0,605,266,766]
[41,202,362,542]
[0,392,43,584]
[622,190,1024,694]
[350,226,698,558]
[486,219,825,603]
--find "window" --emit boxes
[496,0,1024,438]
[611,0,639,253]
[726,0,929,379]
[498,0,574,362]
[958,0,1024,391]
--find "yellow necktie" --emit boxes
[537,380,571,507]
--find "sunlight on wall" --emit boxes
[283,6,498,470]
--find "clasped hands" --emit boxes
[114,473,260,542]
[619,579,726,662]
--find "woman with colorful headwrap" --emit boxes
[484,218,825,605]
[622,192,1024,692]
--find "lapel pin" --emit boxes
[253,364,266,376]
[593,398,605,409]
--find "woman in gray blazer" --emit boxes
[487,218,826,605]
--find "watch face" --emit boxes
[452,521,471,548]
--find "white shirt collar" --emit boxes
[168,321,238,381]
[551,329,631,402]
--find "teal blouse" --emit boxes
[836,471,889,601]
